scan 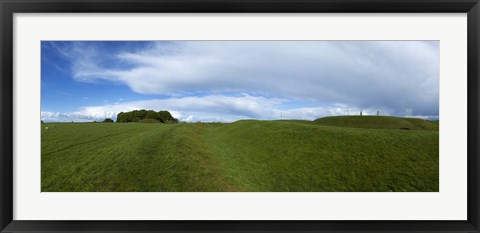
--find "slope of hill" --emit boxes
[41,119,439,192]
[207,120,438,192]
[314,116,439,131]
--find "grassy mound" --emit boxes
[314,116,438,131]
[208,120,438,192]
[41,120,439,192]
[138,118,161,123]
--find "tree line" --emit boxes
[116,110,179,123]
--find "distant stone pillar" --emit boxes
[377,111,379,116]
[360,111,363,116]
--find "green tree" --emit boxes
[117,112,126,122]
[134,110,147,120]
[116,110,178,123]
[158,110,177,123]
[145,110,159,120]
[103,118,114,123]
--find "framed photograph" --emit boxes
[1,0,479,232]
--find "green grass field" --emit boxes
[41,116,439,192]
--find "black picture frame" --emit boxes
[1,0,479,232]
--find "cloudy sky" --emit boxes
[41,41,439,122]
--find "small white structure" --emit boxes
[45,126,49,130]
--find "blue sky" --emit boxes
[41,41,439,122]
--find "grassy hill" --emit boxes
[41,118,439,192]
[429,120,439,126]
[314,116,439,131]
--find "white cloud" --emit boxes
[48,41,440,117]
[41,95,353,122]
[41,111,104,122]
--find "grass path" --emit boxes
[42,123,232,191]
